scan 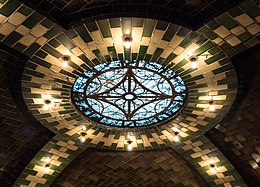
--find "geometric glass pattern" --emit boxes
[72,60,187,127]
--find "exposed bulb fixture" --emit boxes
[174,132,180,142]
[43,99,52,110]
[82,126,87,131]
[209,164,216,174]
[80,132,86,143]
[188,55,198,69]
[209,100,215,111]
[127,140,133,151]
[123,35,132,49]
[60,55,71,68]
[44,163,51,173]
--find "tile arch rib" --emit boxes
[14,134,247,186]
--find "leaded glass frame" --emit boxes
[71,60,188,128]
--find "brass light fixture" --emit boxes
[122,35,133,49]
[189,55,198,69]
[43,99,52,110]
[80,132,87,143]
[174,131,180,142]
[127,140,133,151]
[44,163,51,173]
[60,55,71,68]
[209,100,215,112]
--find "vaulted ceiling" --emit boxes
[0,0,259,186]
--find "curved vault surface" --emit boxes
[0,0,259,186]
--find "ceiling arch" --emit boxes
[52,148,208,187]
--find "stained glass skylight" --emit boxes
[72,60,187,128]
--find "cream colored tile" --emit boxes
[168,35,184,49]
[235,14,254,27]
[30,24,48,37]
[230,25,245,35]
[247,23,260,35]
[214,26,231,38]
[91,30,104,44]
[151,29,164,43]
[0,14,7,24]
[16,25,30,35]
[19,34,36,46]
[8,12,26,26]
[0,22,15,35]
[36,36,47,46]
[225,35,241,46]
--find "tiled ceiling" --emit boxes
[18,0,245,29]
[0,0,259,186]
[52,148,208,187]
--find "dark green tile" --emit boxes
[107,46,118,60]
[142,19,156,37]
[213,64,233,75]
[92,49,106,63]
[132,18,144,27]
[137,45,148,60]
[15,178,30,185]
[217,13,238,29]
[48,38,60,48]
[205,52,225,64]
[85,21,99,32]
[24,42,41,57]
[172,59,188,71]
[151,48,163,62]
[18,5,33,16]
[42,44,61,58]
[195,41,214,55]
[13,42,27,52]
[2,31,22,46]
[162,24,179,42]
[234,43,248,53]
[31,56,52,68]
[97,19,112,38]
[162,53,177,66]
[35,50,48,59]
[240,0,260,17]
[56,33,75,50]
[132,53,137,60]
[124,47,131,60]
[74,25,93,43]
[24,68,44,78]
[197,26,218,40]
[207,19,221,30]
[0,0,21,16]
[44,25,63,39]
[22,12,44,29]
[176,27,190,37]
[40,18,55,29]
[155,20,168,30]
[59,69,78,78]
[244,37,259,47]
[228,7,244,17]
[109,18,120,28]
[78,54,93,67]
[238,31,252,42]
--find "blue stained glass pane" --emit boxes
[72,60,187,128]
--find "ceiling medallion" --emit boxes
[71,60,188,128]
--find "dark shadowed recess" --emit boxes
[206,44,260,187]
[18,0,244,29]
[52,148,208,187]
[0,43,55,186]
